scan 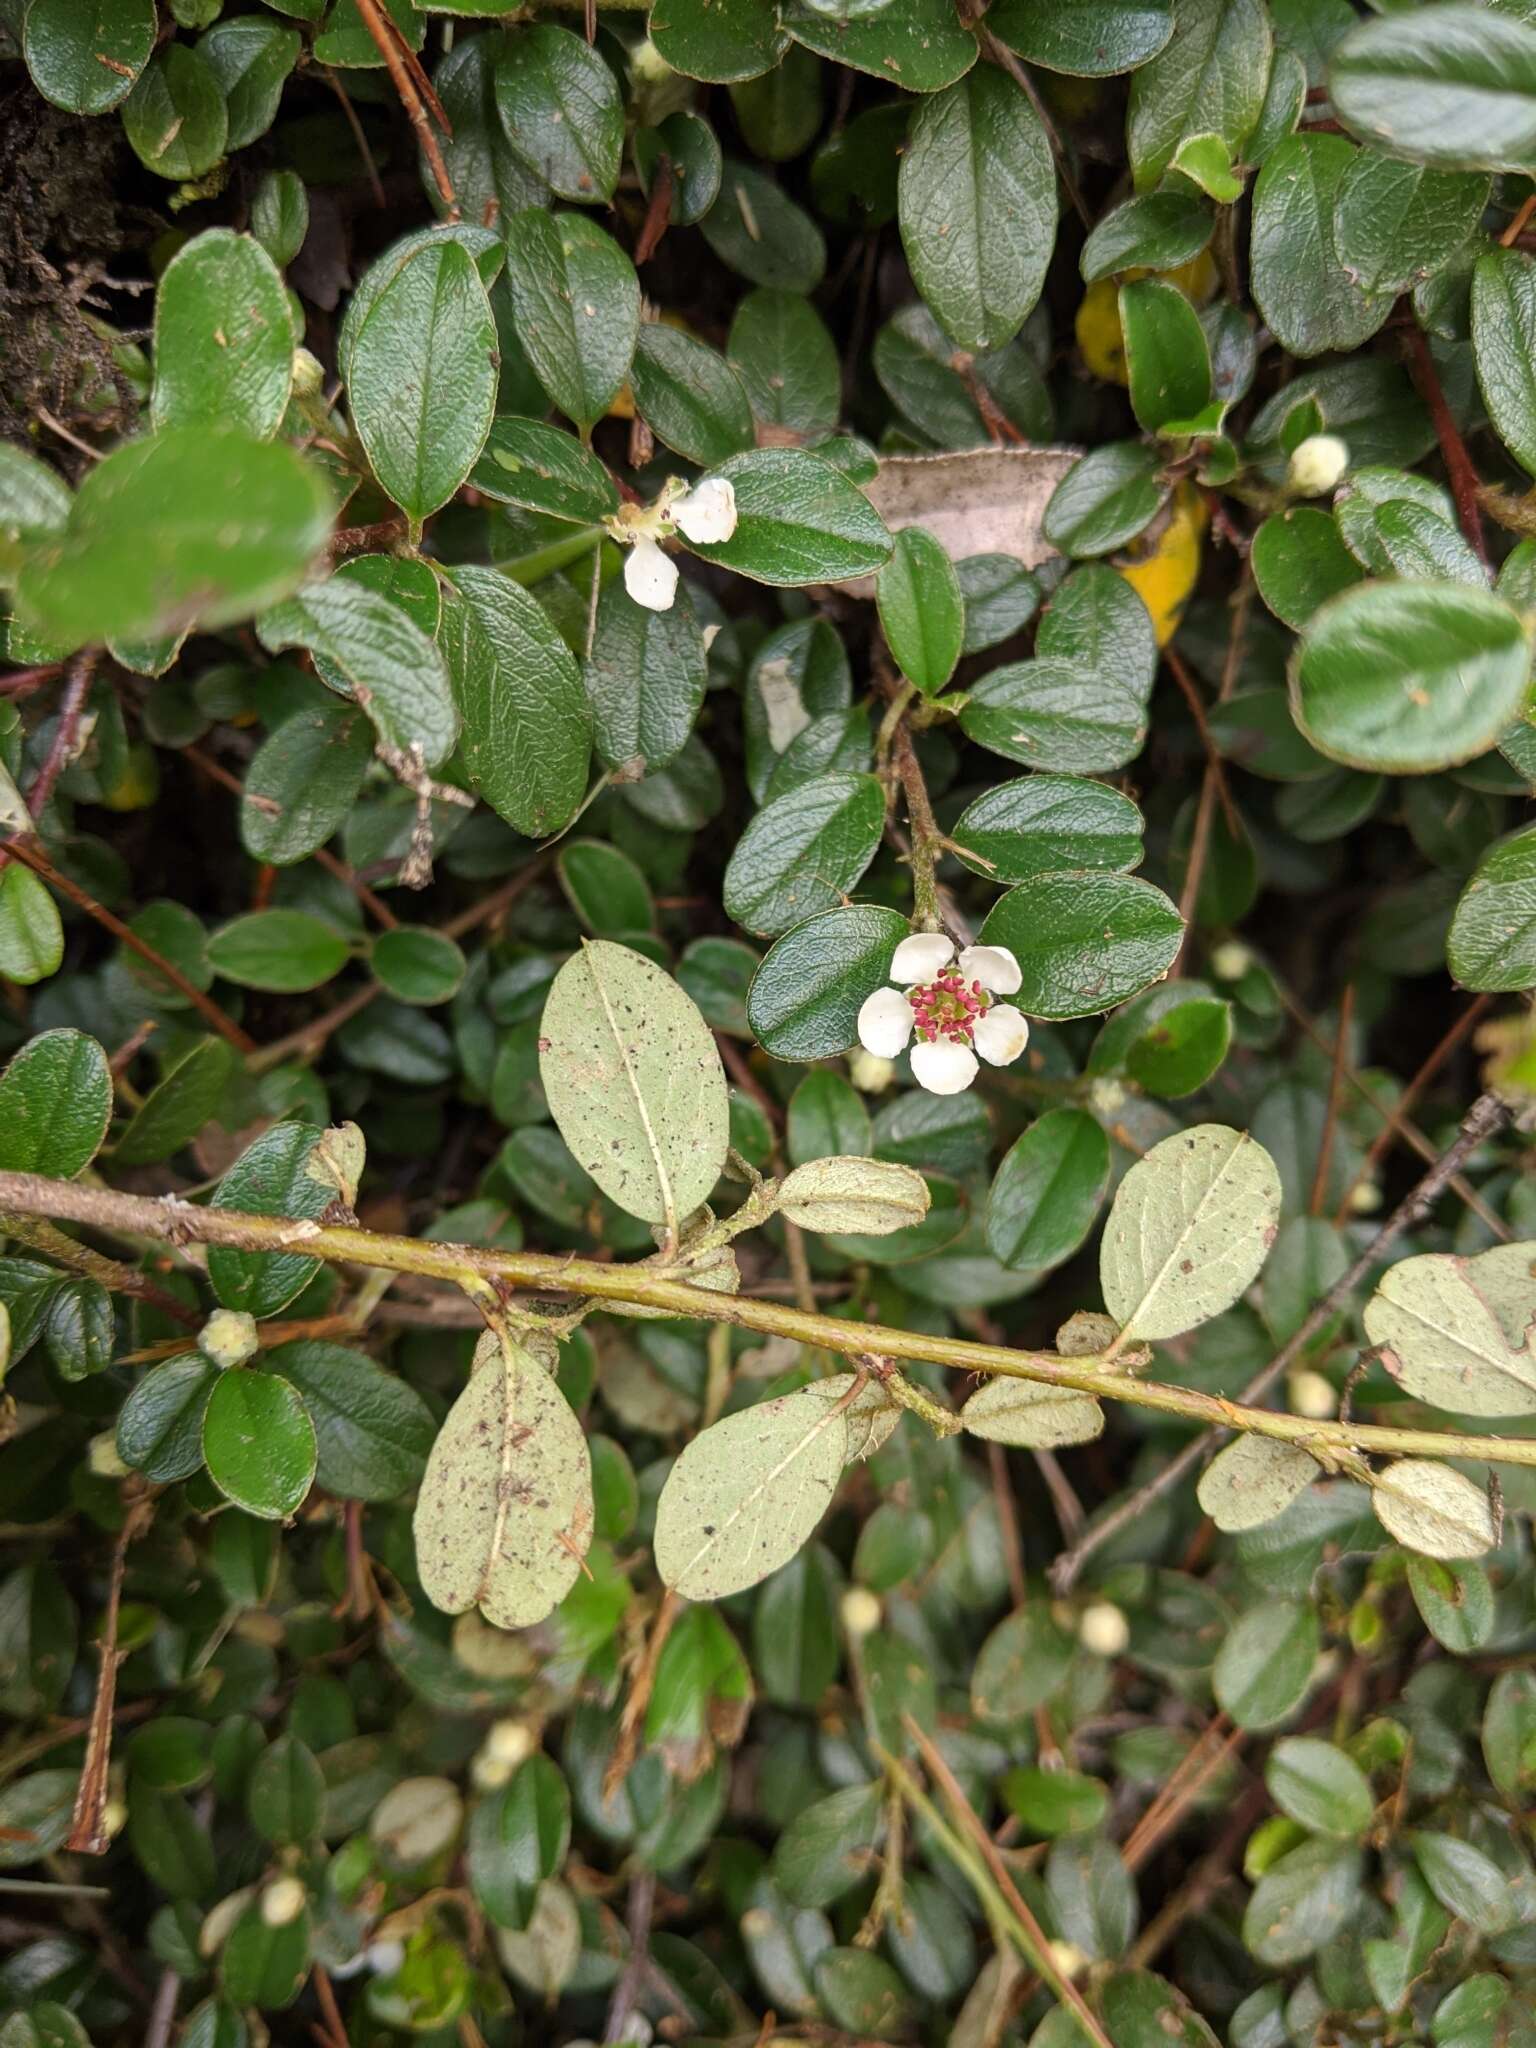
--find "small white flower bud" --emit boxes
[624,534,679,612]
[1210,940,1252,981]
[261,1877,307,1928]
[630,38,672,84]
[1349,1181,1382,1214]
[1288,1369,1336,1420]
[1078,1601,1131,1658]
[1048,1940,1089,1981]
[1087,1077,1126,1117]
[847,1047,897,1094]
[367,1940,406,1976]
[672,476,737,545]
[1286,433,1349,497]
[472,1752,515,1792]
[840,1587,883,1638]
[290,347,325,397]
[198,1309,260,1369]
[89,1431,130,1478]
[101,1795,129,1840]
[484,1718,536,1767]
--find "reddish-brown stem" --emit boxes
[27,649,97,822]
[1332,993,1493,1225]
[1501,191,1536,247]
[4,837,257,1054]
[66,1497,151,1853]
[1164,647,1239,836]
[1403,323,1488,565]
[634,156,675,266]
[352,0,457,216]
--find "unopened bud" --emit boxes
[89,1431,130,1478]
[847,1047,897,1094]
[198,1309,259,1369]
[1288,1369,1336,1420]
[840,1587,882,1638]
[1349,1181,1383,1214]
[1286,433,1349,497]
[1087,1077,1126,1117]
[1210,940,1252,981]
[1078,1601,1130,1658]
[290,347,325,397]
[101,1795,129,1839]
[1048,1940,1089,1981]
[630,38,672,83]
[484,1719,535,1768]
[261,1877,307,1928]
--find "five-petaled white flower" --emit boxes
[620,478,739,613]
[857,933,1029,1096]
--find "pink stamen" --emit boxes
[905,972,993,1046]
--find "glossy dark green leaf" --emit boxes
[748,903,908,1060]
[583,577,707,775]
[501,208,639,430]
[1252,506,1364,629]
[1329,5,1536,173]
[988,0,1171,75]
[207,1121,342,1319]
[470,1755,571,1928]
[121,44,228,179]
[1121,277,1212,433]
[370,926,466,1005]
[1472,245,1536,479]
[240,703,373,866]
[785,0,977,94]
[701,162,825,292]
[629,325,756,467]
[649,0,788,84]
[24,0,155,112]
[0,1029,112,1179]
[730,42,824,159]
[952,775,1144,883]
[1212,1598,1318,1729]
[268,1340,435,1501]
[772,1780,884,1907]
[1333,155,1487,300]
[247,1733,324,1846]
[206,910,350,993]
[724,773,885,937]
[440,563,591,837]
[470,417,619,525]
[876,527,963,697]
[557,840,654,936]
[898,69,1055,354]
[258,577,457,770]
[151,231,294,441]
[1252,134,1391,358]
[635,110,723,224]
[1043,441,1167,557]
[979,874,1183,1018]
[1447,820,1536,991]
[0,870,60,993]
[200,17,300,149]
[684,448,891,585]
[986,1109,1110,1272]
[1080,189,1213,281]
[494,25,622,203]
[1127,0,1270,188]
[960,660,1147,773]
[114,1037,233,1167]
[203,1370,317,1520]
[117,1354,217,1482]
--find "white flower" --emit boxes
[623,534,679,611]
[856,933,1028,1096]
[1286,432,1349,497]
[672,476,737,545]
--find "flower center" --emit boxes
[909,970,991,1044]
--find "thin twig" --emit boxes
[603,1869,657,2043]
[1309,982,1354,1216]
[323,70,387,209]
[27,651,96,822]
[976,28,1091,230]
[0,1215,199,1329]
[143,1967,179,2048]
[1049,1090,1513,1591]
[352,0,458,215]
[1333,994,1493,1224]
[1402,323,1488,565]
[66,1496,151,1853]
[4,837,256,1054]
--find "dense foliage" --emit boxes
[2,0,1536,2042]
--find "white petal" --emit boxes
[958,944,1022,995]
[890,932,954,983]
[857,987,915,1059]
[910,1038,978,1095]
[624,535,679,612]
[973,1004,1029,1067]
[673,477,738,545]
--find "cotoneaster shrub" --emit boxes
[1,0,1535,2043]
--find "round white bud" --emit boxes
[1078,1601,1131,1658]
[1048,1940,1089,1981]
[290,347,325,397]
[198,1309,260,1369]
[1286,433,1349,497]
[847,1047,897,1094]
[1087,1077,1126,1117]
[840,1587,883,1638]
[1210,940,1252,981]
[1349,1181,1383,1214]
[261,1877,307,1928]
[1288,1369,1336,1420]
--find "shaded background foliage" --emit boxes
[1,0,1536,2044]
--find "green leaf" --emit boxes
[469,1755,571,1929]
[875,528,963,698]
[1080,189,1213,282]
[206,910,350,993]
[1373,1460,1497,1560]
[629,325,756,467]
[258,577,456,770]
[1365,1243,1536,1416]
[1043,441,1167,557]
[0,1030,111,1179]
[1252,507,1365,629]
[962,1372,1104,1449]
[494,25,622,203]
[199,17,300,150]
[440,564,591,838]
[218,1897,310,2007]
[501,209,639,430]
[1406,1553,1495,1654]
[1127,0,1271,189]
[347,241,497,523]
[1121,278,1212,433]
[959,661,1146,774]
[728,288,841,439]
[1266,1737,1374,1837]
[649,0,788,85]
[117,1354,217,1482]
[15,428,333,651]
[240,703,373,866]
[1448,820,1536,992]
[978,874,1182,1020]
[1291,580,1532,773]
[558,840,654,937]
[1242,1838,1364,1964]
[813,1949,918,2040]
[1472,245,1536,479]
[723,773,885,937]
[268,1340,435,1501]
[0,445,71,579]
[772,1780,884,1908]
[1334,156,1488,300]
[747,906,907,1061]
[113,1037,233,1167]
[785,0,977,94]
[1197,1435,1319,1531]
[371,926,465,1005]
[0,866,61,989]
[1411,1829,1516,1934]
[24,0,154,113]
[654,1386,849,1600]
[1329,5,1536,174]
[987,0,1171,76]
[683,448,892,586]
[986,1109,1110,1274]
[1251,134,1390,359]
[777,1156,930,1235]
[952,775,1144,883]
[470,417,619,525]
[584,578,707,775]
[972,1602,1075,1721]
[1100,1123,1282,1341]
[151,230,294,441]
[413,1332,592,1629]
[1171,130,1242,203]
[121,44,228,180]
[207,1121,347,1319]
[1213,1597,1318,1730]
[898,69,1055,354]
[702,162,825,292]
[203,1370,317,1520]
[539,940,729,1232]
[247,1733,323,1848]
[635,110,722,225]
